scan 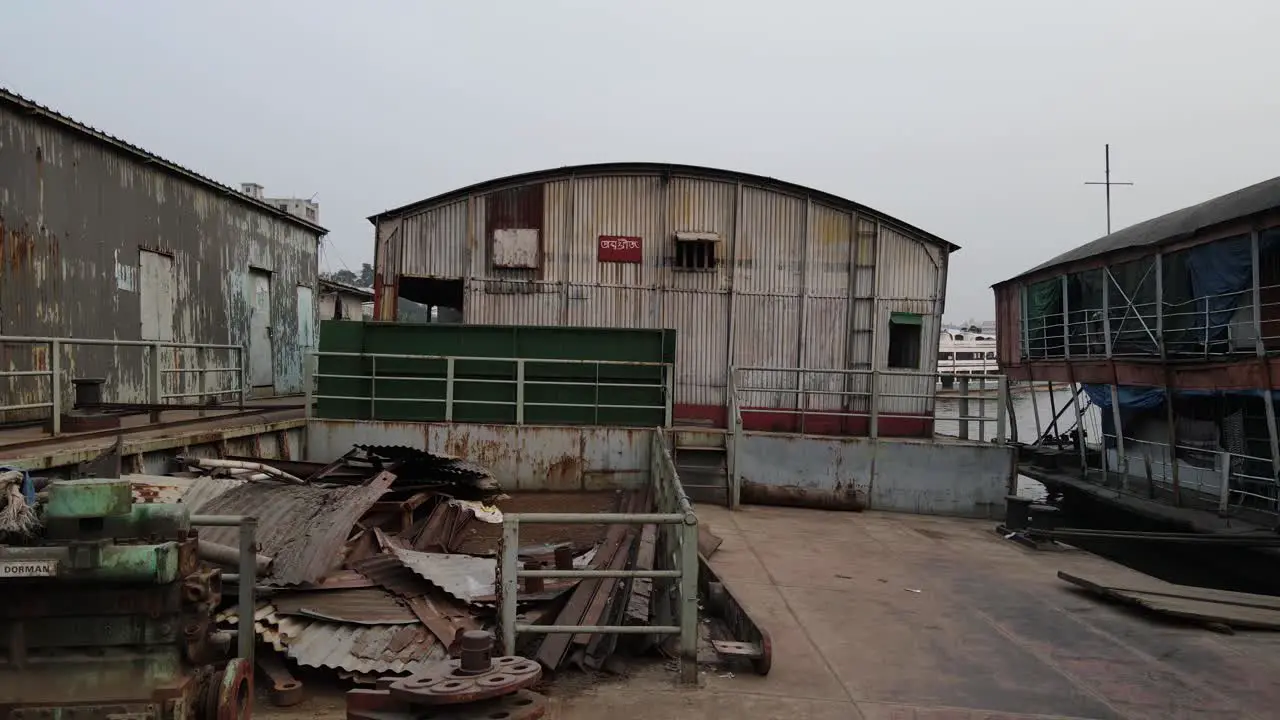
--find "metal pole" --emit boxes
[869,370,880,439]
[370,355,377,420]
[238,517,256,663]
[678,518,699,685]
[1103,270,1114,358]
[304,352,314,424]
[996,376,1008,444]
[50,339,61,436]
[958,377,969,441]
[1068,378,1087,474]
[1046,380,1060,440]
[198,347,208,418]
[664,363,674,427]
[1062,274,1071,358]
[516,359,526,425]
[500,518,520,655]
[238,346,247,410]
[1110,383,1128,489]
[149,342,163,423]
[445,357,455,422]
[1219,452,1232,515]
[1028,367,1043,442]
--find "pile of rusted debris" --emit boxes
[128,445,671,703]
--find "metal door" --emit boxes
[296,285,315,349]
[249,269,273,388]
[139,250,174,341]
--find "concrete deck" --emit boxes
[549,505,1280,719]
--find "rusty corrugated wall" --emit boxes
[370,164,952,427]
[0,91,324,415]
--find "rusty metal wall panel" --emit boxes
[801,298,848,410]
[736,186,805,295]
[567,285,651,329]
[732,294,801,393]
[662,289,728,408]
[465,281,561,326]
[401,200,467,278]
[571,175,664,287]
[0,102,320,414]
[665,177,735,294]
[807,204,853,297]
[876,226,940,302]
[484,184,545,272]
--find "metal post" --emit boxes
[731,409,743,509]
[445,357,455,422]
[1046,380,1060,440]
[516,359,526,425]
[1062,275,1071,358]
[1155,252,1165,357]
[1250,231,1280,476]
[977,375,986,442]
[500,518,520,655]
[996,375,1008,444]
[1019,284,1031,360]
[1068,379,1087,473]
[1218,452,1232,515]
[664,363,674,427]
[799,369,807,434]
[198,347,208,417]
[238,517,256,663]
[1103,270,1113,358]
[370,355,377,420]
[678,517,699,685]
[869,370,880,439]
[238,346,246,410]
[1028,368,1043,442]
[1110,383,1128,489]
[50,339,61,436]
[958,377,970,441]
[149,342,163,423]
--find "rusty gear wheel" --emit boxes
[387,656,542,706]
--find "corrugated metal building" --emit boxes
[0,88,326,411]
[369,164,957,433]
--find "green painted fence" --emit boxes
[313,322,677,427]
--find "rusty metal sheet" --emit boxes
[198,471,396,585]
[391,548,495,604]
[271,588,418,625]
[277,616,444,676]
[351,553,482,646]
[127,474,244,508]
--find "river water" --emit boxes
[933,383,1099,502]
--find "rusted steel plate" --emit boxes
[198,471,396,585]
[272,588,418,625]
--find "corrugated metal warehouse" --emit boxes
[0,88,327,412]
[369,163,957,433]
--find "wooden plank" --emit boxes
[698,524,723,558]
[1058,571,1280,612]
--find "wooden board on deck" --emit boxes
[1059,570,1280,630]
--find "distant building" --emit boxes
[319,279,374,321]
[0,87,327,413]
[241,182,319,224]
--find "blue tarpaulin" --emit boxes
[1187,235,1252,342]
[1082,384,1267,412]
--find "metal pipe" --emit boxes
[198,539,272,576]
[508,512,688,524]
[515,625,681,634]
[678,518,699,685]
[0,336,242,350]
[500,518,520,655]
[238,518,256,663]
[183,457,303,485]
[518,569,682,579]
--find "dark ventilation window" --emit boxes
[887,313,923,369]
[673,232,719,272]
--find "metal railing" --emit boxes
[0,336,246,434]
[498,429,698,684]
[728,366,1008,442]
[1081,434,1280,518]
[310,351,674,426]
[190,514,258,663]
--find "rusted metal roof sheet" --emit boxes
[0,88,326,235]
[352,553,437,597]
[197,472,396,586]
[391,548,495,604]
[253,603,444,676]
[128,474,245,508]
[271,588,417,625]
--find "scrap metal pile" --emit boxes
[128,444,668,709]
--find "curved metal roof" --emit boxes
[1004,173,1280,284]
[367,162,958,252]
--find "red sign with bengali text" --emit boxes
[597,235,642,263]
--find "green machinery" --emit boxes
[0,478,256,720]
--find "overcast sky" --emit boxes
[5,1,1279,322]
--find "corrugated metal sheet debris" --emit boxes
[391,547,496,604]
[254,603,445,676]
[197,471,395,585]
[271,588,418,625]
